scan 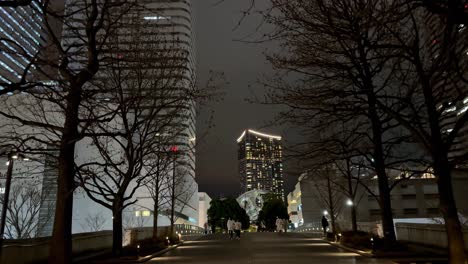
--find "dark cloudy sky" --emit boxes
[193,1,299,198]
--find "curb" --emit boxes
[132,242,184,263]
[326,241,374,257]
[326,240,449,263]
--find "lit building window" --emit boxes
[135,211,141,217]
[142,211,151,217]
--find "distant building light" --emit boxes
[144,16,169,20]
[237,129,281,143]
[142,211,151,217]
[446,106,457,113]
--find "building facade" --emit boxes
[59,0,199,233]
[237,129,284,200]
[288,168,468,232]
[0,2,47,90]
[237,189,269,221]
[198,192,211,228]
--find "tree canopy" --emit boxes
[207,198,250,231]
[257,196,288,231]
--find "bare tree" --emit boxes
[255,0,408,245]
[0,182,43,239]
[144,146,172,241]
[0,1,140,262]
[74,12,204,254]
[368,1,468,261]
[79,212,106,233]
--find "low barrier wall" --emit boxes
[395,223,468,250]
[1,231,112,264]
[1,224,205,264]
[124,224,204,245]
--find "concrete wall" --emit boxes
[396,223,468,250]
[1,231,112,264]
[124,224,205,246]
[198,192,211,228]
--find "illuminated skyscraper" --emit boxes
[237,129,284,201]
[59,0,199,231]
[0,2,46,89]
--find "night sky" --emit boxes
[193,1,299,198]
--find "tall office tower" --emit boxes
[61,0,199,230]
[0,2,47,89]
[422,7,468,166]
[237,129,284,201]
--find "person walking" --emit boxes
[275,217,282,233]
[227,218,234,239]
[204,222,208,235]
[321,215,329,236]
[282,219,288,233]
[234,220,242,239]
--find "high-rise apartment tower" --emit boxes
[237,129,284,201]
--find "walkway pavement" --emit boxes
[147,232,395,264]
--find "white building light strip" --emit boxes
[0,60,20,78]
[144,16,170,20]
[0,9,40,46]
[248,129,282,140]
[0,75,11,84]
[458,105,468,116]
[2,51,26,70]
[16,7,42,38]
[237,129,282,142]
[0,16,35,57]
[237,130,246,142]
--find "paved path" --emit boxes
[148,232,394,264]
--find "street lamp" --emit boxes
[323,210,328,216]
[346,199,353,206]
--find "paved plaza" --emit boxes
[148,232,395,264]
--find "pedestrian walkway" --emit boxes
[148,232,394,264]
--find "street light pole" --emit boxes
[0,154,14,250]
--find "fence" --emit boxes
[395,222,468,250]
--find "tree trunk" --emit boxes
[367,90,396,245]
[48,87,82,264]
[351,205,357,232]
[170,156,176,237]
[346,164,357,233]
[326,174,337,235]
[112,205,123,256]
[434,155,466,264]
[152,203,159,241]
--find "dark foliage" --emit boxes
[207,198,250,232]
[257,197,288,231]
